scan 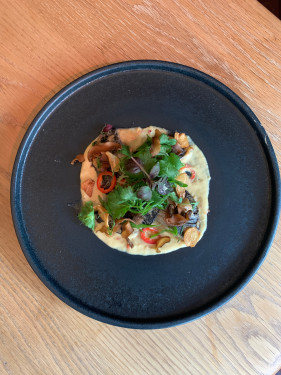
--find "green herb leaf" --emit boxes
[120,145,131,157]
[78,201,95,230]
[150,226,178,238]
[133,137,152,155]
[99,137,186,220]
[158,144,172,156]
[168,191,183,204]
[159,153,184,179]
[103,186,138,219]
[131,223,159,229]
[156,134,177,155]
[165,226,178,236]
[119,186,137,201]
[170,179,188,187]
[159,134,176,146]
[134,147,156,171]
[191,201,199,208]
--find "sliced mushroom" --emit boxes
[177,205,192,215]
[177,198,193,215]
[131,214,143,225]
[126,238,134,248]
[166,203,177,218]
[105,151,120,173]
[99,152,109,163]
[71,154,85,165]
[171,142,185,156]
[91,153,111,172]
[121,221,134,239]
[174,132,189,148]
[156,236,171,253]
[183,146,193,158]
[115,218,136,225]
[112,222,122,234]
[95,205,109,227]
[165,213,187,226]
[94,222,111,236]
[81,179,95,197]
[87,142,121,162]
[150,129,162,157]
[175,173,189,198]
[183,227,200,247]
[111,217,141,234]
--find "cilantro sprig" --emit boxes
[78,201,95,230]
[100,185,177,220]
[100,132,186,220]
[150,226,179,238]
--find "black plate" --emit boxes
[11,61,280,329]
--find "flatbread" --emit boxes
[79,126,210,255]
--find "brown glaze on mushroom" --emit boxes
[71,154,85,165]
[87,142,121,162]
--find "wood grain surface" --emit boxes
[1,0,281,374]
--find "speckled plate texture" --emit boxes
[11,61,281,329]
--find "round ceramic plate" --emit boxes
[11,61,280,329]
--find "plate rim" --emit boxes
[10,60,281,329]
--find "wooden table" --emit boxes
[1,0,281,374]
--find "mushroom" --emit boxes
[81,179,95,197]
[183,227,200,247]
[126,238,134,248]
[175,173,189,198]
[165,213,187,226]
[166,203,176,218]
[121,221,134,239]
[174,132,189,148]
[91,152,111,172]
[94,206,111,236]
[177,198,193,215]
[183,146,193,158]
[112,217,139,234]
[156,236,171,253]
[105,151,120,173]
[71,154,85,165]
[94,222,111,236]
[150,129,162,157]
[171,142,185,156]
[95,205,109,227]
[87,142,121,162]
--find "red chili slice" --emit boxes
[140,228,160,244]
[179,164,196,181]
[97,172,117,194]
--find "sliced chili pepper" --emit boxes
[179,164,196,181]
[188,168,196,181]
[97,171,117,194]
[140,228,160,244]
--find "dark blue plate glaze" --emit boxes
[11,61,280,329]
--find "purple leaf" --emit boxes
[149,162,160,179]
[157,178,173,195]
[137,186,152,201]
[103,124,113,132]
[125,157,143,174]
